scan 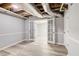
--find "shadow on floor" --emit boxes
[48,43,68,55]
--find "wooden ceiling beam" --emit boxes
[60,3,64,11]
[35,3,41,6]
[0,3,32,17]
[15,10,31,16]
[0,3,12,10]
[33,3,45,14]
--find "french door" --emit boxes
[48,17,64,45]
[48,18,55,44]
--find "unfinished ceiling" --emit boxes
[0,3,68,18]
[49,3,68,15]
[0,3,32,17]
[33,3,48,15]
[33,3,68,16]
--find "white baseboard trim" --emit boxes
[48,41,64,45]
[0,39,24,51]
[0,39,34,51]
[48,41,55,44]
[56,42,64,45]
[24,39,34,42]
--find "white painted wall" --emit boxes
[64,4,79,56]
[0,12,25,49]
[25,20,30,40]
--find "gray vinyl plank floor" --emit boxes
[0,41,68,56]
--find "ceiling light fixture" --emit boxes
[11,4,20,12]
[12,4,19,9]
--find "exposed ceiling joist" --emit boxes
[42,3,62,17]
[0,3,32,17]
[15,10,31,17]
[49,3,68,16]
[49,3,61,8]
[60,3,64,11]
[33,3,46,15]
[21,3,43,18]
[0,3,68,18]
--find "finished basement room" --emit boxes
[0,3,79,56]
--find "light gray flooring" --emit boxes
[0,41,68,56]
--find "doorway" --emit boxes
[34,20,48,48]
